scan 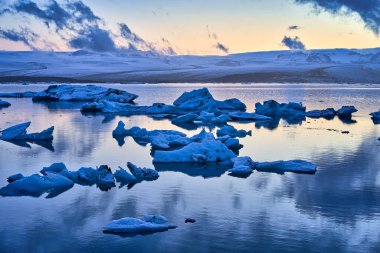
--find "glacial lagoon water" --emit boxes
[0,83,379,253]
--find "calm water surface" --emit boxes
[0,83,379,253]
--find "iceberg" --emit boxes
[0,99,11,107]
[0,122,54,141]
[172,113,198,123]
[32,84,138,103]
[7,173,24,183]
[216,125,252,138]
[228,111,272,121]
[370,109,380,124]
[112,121,190,149]
[0,172,74,197]
[81,101,147,113]
[103,215,176,234]
[306,108,336,119]
[114,167,137,184]
[40,162,67,175]
[66,165,116,190]
[336,106,358,118]
[127,162,159,181]
[153,133,236,163]
[256,160,317,174]
[228,156,257,176]
[255,100,306,118]
[0,91,37,98]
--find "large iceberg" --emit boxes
[153,133,236,163]
[103,215,176,234]
[0,122,54,141]
[0,172,74,198]
[32,84,138,103]
[256,160,317,174]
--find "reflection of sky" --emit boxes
[0,83,379,252]
[0,0,379,54]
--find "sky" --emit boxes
[0,0,379,55]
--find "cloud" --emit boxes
[0,27,39,49]
[68,27,116,52]
[288,25,301,30]
[294,0,380,35]
[214,42,229,54]
[281,36,306,50]
[0,0,176,54]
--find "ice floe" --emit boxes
[256,160,317,174]
[103,215,176,234]
[0,122,54,141]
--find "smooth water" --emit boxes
[0,83,379,253]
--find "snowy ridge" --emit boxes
[1,48,380,83]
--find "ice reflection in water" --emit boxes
[0,83,379,253]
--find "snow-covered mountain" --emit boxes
[1,48,380,84]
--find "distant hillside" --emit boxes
[1,48,380,84]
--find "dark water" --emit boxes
[0,83,379,253]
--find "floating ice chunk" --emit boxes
[255,100,306,119]
[370,110,380,124]
[146,103,175,114]
[32,84,138,103]
[0,122,29,141]
[0,92,37,98]
[143,215,168,224]
[306,108,336,119]
[0,122,54,141]
[224,138,243,150]
[228,156,256,176]
[0,99,11,107]
[216,98,246,111]
[172,113,198,123]
[114,167,137,183]
[256,160,317,174]
[66,165,116,190]
[7,173,24,183]
[197,111,216,122]
[0,172,74,197]
[81,101,147,113]
[173,88,214,108]
[153,134,236,163]
[228,111,272,121]
[103,216,176,234]
[41,162,67,175]
[210,114,231,124]
[336,106,358,118]
[127,162,159,181]
[216,125,252,138]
